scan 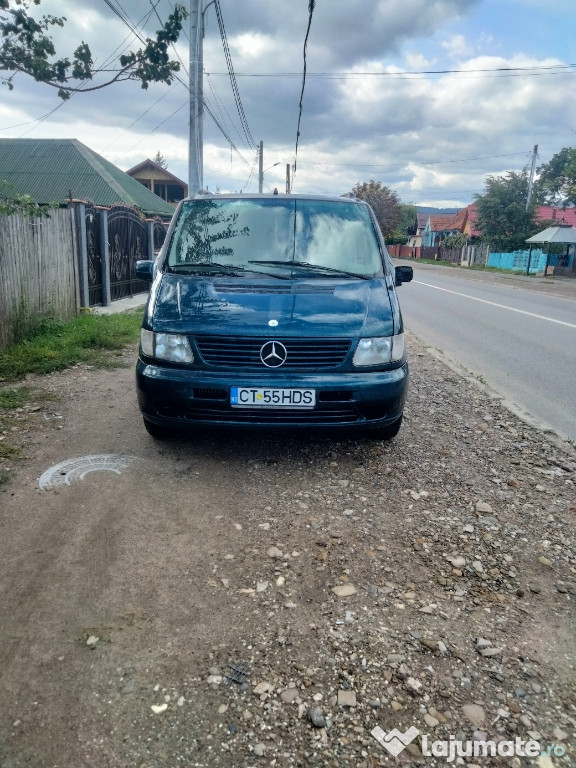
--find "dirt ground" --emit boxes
[0,334,574,768]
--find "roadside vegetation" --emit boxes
[408,257,533,276]
[0,311,143,488]
[0,311,143,382]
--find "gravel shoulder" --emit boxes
[0,334,575,767]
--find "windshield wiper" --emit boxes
[248,260,371,279]
[169,261,243,275]
[168,262,290,279]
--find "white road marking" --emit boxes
[414,281,576,330]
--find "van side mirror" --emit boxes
[135,260,154,281]
[395,265,413,286]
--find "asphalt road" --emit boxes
[395,262,576,443]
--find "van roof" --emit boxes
[184,192,365,204]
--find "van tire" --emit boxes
[368,415,402,440]
[143,419,174,439]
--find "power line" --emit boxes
[100,4,158,69]
[207,63,576,79]
[1,3,157,134]
[297,151,529,170]
[101,85,177,151]
[166,0,190,43]
[139,3,254,168]
[148,0,189,79]
[214,0,256,150]
[293,0,315,184]
[205,72,252,154]
[94,1,253,170]
[241,152,260,192]
[114,101,188,161]
[174,70,255,169]
[101,0,141,37]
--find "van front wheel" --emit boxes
[368,415,403,441]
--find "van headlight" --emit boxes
[352,334,405,366]
[141,329,194,364]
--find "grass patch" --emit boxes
[0,441,21,459]
[467,264,530,275]
[0,386,42,409]
[0,311,143,382]
[414,258,459,267]
[411,258,535,276]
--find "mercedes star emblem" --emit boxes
[260,341,288,367]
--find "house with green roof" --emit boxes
[0,138,175,218]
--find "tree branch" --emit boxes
[0,1,187,99]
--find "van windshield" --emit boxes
[166,198,386,278]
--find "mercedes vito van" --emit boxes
[135,193,412,439]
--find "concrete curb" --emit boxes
[92,295,148,315]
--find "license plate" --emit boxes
[230,387,316,408]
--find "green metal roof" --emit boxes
[0,138,175,217]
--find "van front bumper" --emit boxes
[136,359,409,432]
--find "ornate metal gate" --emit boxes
[107,206,150,301]
[85,205,103,306]
[153,218,168,253]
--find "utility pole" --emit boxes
[525,144,539,274]
[286,164,291,194]
[188,0,203,195]
[526,144,538,211]
[258,140,264,193]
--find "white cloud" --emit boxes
[441,34,473,59]
[1,0,575,208]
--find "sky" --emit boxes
[1,0,576,207]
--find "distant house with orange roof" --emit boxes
[421,203,576,248]
[422,211,467,246]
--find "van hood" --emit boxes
[148,275,396,337]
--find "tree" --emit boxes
[0,0,186,100]
[537,147,576,207]
[350,180,402,240]
[390,202,418,244]
[0,177,55,216]
[441,233,468,249]
[153,151,168,170]
[473,170,542,252]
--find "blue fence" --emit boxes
[487,249,547,274]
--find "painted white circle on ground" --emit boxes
[38,454,138,490]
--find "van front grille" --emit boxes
[194,337,351,370]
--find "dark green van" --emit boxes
[135,193,412,438]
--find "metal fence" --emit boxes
[75,202,169,307]
[108,206,150,301]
